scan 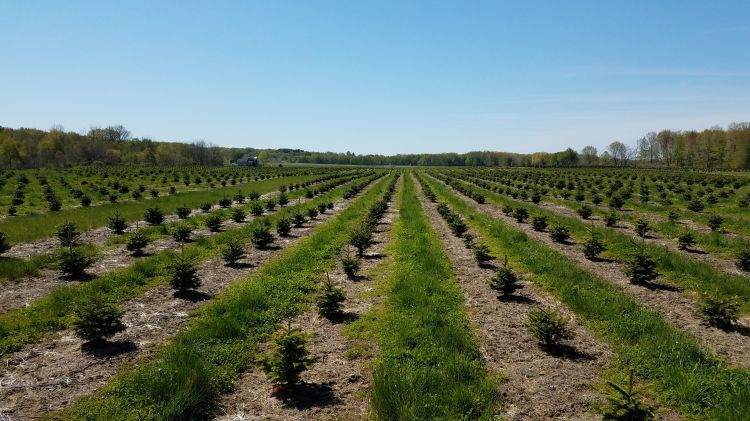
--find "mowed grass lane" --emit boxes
[370,174,498,420]
[55,174,395,420]
[424,174,750,420]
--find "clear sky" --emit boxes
[2,1,749,155]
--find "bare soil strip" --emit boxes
[414,176,610,420]
[0,188,370,419]
[0,175,337,262]
[433,175,750,372]
[214,179,400,421]
[0,193,315,315]
[536,201,748,279]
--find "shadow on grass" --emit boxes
[273,382,341,409]
[82,339,138,358]
[636,280,682,293]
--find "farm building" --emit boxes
[235,155,260,166]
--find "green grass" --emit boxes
[0,254,57,283]
[370,174,498,420]
[0,174,379,357]
[424,174,750,419]
[54,173,395,420]
[0,173,320,243]
[438,172,750,313]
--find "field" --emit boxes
[1,165,750,420]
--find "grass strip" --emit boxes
[0,173,322,243]
[55,173,395,420]
[370,174,498,420]
[425,174,750,419]
[438,172,750,313]
[0,174,379,357]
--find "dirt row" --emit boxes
[214,178,401,420]
[0,176,328,260]
[0,192,318,315]
[535,200,749,279]
[414,176,612,420]
[0,182,376,420]
[431,175,750,372]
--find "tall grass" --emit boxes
[438,173,750,313]
[425,175,750,419]
[0,174,378,357]
[56,174,395,419]
[0,173,318,243]
[370,174,498,420]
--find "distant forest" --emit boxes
[2,123,750,169]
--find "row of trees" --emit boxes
[0,126,238,168]
[2,122,750,169]
[575,123,750,170]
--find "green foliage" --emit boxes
[175,206,189,219]
[582,234,606,260]
[609,195,624,210]
[169,254,201,291]
[513,207,529,223]
[257,323,316,386]
[677,232,695,251]
[306,207,319,219]
[0,231,12,254]
[58,246,94,277]
[276,217,292,236]
[107,212,128,235]
[317,274,346,317]
[341,249,360,278]
[292,212,305,227]
[349,223,373,256]
[472,243,494,267]
[601,373,654,421]
[56,221,80,247]
[624,247,659,284]
[171,223,193,242]
[549,225,570,243]
[73,295,126,343]
[737,249,750,272]
[265,199,276,211]
[531,215,548,231]
[205,214,223,232]
[699,293,740,328]
[126,229,150,255]
[200,202,212,213]
[231,207,246,223]
[526,307,573,348]
[143,206,164,225]
[250,222,274,248]
[667,209,679,221]
[577,205,593,219]
[218,197,232,208]
[490,257,520,296]
[707,214,724,231]
[604,210,620,227]
[687,200,704,212]
[250,202,264,216]
[317,202,328,214]
[221,238,245,266]
[634,219,649,238]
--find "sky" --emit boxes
[1,1,749,155]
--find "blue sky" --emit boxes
[2,1,749,154]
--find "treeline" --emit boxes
[0,126,241,168]
[2,122,750,169]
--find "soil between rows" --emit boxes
[414,176,611,420]
[0,188,368,419]
[434,175,750,372]
[214,178,400,421]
